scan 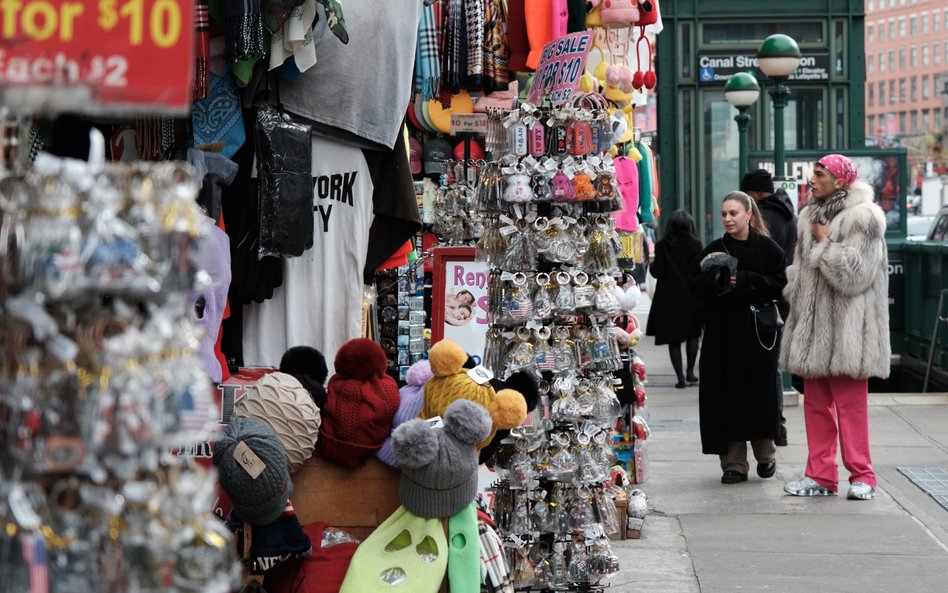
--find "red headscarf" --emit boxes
[817,154,857,186]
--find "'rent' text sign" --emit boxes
[526,31,593,106]
[0,0,195,114]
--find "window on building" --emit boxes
[899,17,907,38]
[922,75,930,99]
[899,48,906,69]
[936,11,942,33]
[867,24,874,44]
[889,18,896,40]
[880,82,886,105]
[890,79,896,103]
[868,82,875,107]
[869,115,876,138]
[922,13,929,34]
[922,109,930,130]
[899,111,906,133]
[912,76,918,101]
[889,49,895,71]
[910,46,917,67]
[899,78,906,103]
[936,109,942,130]
[911,111,918,132]
[911,16,917,36]
[936,42,942,65]
[868,54,875,74]
[923,44,930,65]
[879,51,886,72]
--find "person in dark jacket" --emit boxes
[690,192,787,484]
[646,210,703,388]
[740,169,798,261]
[741,169,798,446]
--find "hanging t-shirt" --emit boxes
[242,136,375,370]
[278,0,424,150]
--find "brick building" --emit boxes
[865,0,948,163]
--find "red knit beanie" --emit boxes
[318,339,401,468]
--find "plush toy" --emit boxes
[504,171,534,203]
[420,339,529,451]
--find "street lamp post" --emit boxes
[725,72,761,180]
[757,34,802,179]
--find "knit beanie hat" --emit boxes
[264,522,359,593]
[448,503,480,593]
[339,506,447,593]
[279,346,329,409]
[319,338,401,468]
[376,360,434,468]
[740,169,775,194]
[235,372,321,475]
[214,417,294,525]
[393,399,492,519]
[421,339,527,450]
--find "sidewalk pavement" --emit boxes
[608,295,948,593]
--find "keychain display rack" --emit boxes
[0,125,241,593]
[435,96,645,591]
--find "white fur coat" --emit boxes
[780,180,891,379]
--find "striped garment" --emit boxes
[415,3,441,100]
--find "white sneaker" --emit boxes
[784,476,836,496]
[847,481,875,500]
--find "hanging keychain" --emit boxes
[552,325,577,371]
[533,326,555,371]
[572,271,595,310]
[553,271,576,316]
[505,326,536,373]
[533,273,554,321]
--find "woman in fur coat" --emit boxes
[690,192,787,484]
[782,155,889,501]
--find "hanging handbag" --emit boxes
[254,77,314,259]
[750,300,783,351]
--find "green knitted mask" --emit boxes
[448,502,481,593]
[340,506,447,593]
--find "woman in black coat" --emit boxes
[690,192,787,485]
[646,210,703,388]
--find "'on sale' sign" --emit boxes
[527,32,593,106]
[0,0,194,114]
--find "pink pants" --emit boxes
[803,376,876,491]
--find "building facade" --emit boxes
[864,0,948,159]
[656,1,867,240]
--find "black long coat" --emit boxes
[690,231,787,455]
[646,236,703,344]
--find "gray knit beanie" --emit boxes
[392,399,492,519]
[213,417,293,525]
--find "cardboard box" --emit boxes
[291,454,402,540]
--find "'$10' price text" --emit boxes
[98,0,181,47]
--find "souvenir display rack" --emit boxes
[0,124,240,593]
[440,98,643,591]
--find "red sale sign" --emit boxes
[0,0,194,114]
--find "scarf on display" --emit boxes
[194,0,210,101]
[464,0,484,87]
[442,0,467,90]
[482,0,510,92]
[415,3,441,100]
[807,187,850,226]
[222,0,265,62]
[262,0,306,33]
[269,0,318,73]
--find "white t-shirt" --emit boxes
[242,135,374,371]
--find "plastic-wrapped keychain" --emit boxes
[483,327,508,375]
[585,216,618,274]
[504,220,538,271]
[533,273,554,321]
[553,271,575,316]
[505,272,535,321]
[505,326,536,373]
[572,271,596,310]
[594,275,621,316]
[552,325,577,372]
[533,328,555,373]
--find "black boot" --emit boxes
[669,344,686,388]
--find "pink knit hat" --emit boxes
[817,154,857,186]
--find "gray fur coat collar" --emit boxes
[779,180,891,379]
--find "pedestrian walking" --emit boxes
[691,192,787,484]
[741,168,799,447]
[646,210,703,389]
[781,154,890,500]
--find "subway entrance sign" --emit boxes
[697,49,830,84]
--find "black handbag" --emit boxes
[750,300,783,350]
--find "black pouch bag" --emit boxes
[254,82,313,259]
